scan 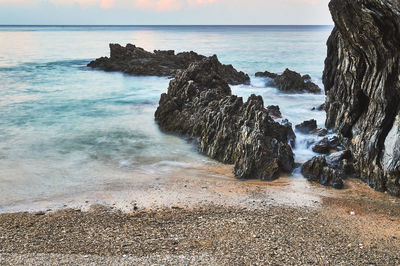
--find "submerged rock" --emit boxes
[88,43,250,85]
[323,0,400,196]
[255,68,321,94]
[155,55,295,180]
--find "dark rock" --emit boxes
[323,0,400,196]
[301,156,344,189]
[255,71,278,79]
[312,136,340,154]
[88,43,250,85]
[155,55,295,180]
[310,128,328,137]
[295,119,317,134]
[326,150,352,166]
[266,105,282,119]
[256,68,322,94]
[281,119,296,148]
[312,103,326,111]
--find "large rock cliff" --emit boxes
[323,0,400,196]
[155,56,295,180]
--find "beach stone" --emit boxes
[295,119,317,134]
[88,43,250,85]
[323,0,400,196]
[155,55,295,180]
[255,68,321,93]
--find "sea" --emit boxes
[0,25,333,212]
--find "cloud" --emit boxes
[0,0,325,11]
[135,0,183,12]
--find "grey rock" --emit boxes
[256,68,321,94]
[88,43,250,85]
[312,136,340,154]
[155,55,295,180]
[295,119,317,134]
[323,0,400,196]
[266,105,282,119]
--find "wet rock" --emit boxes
[256,68,321,93]
[302,148,355,189]
[323,0,400,196]
[310,128,328,137]
[88,43,250,85]
[255,71,278,79]
[312,103,326,111]
[295,119,317,134]
[155,55,295,180]
[266,105,282,119]
[301,156,344,189]
[312,136,340,154]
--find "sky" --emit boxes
[0,0,333,25]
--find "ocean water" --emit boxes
[0,25,333,211]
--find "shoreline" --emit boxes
[1,170,400,264]
[1,188,399,264]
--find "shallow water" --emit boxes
[0,26,332,211]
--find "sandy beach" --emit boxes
[1,168,399,265]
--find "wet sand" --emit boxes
[1,164,400,265]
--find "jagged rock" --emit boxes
[323,0,400,196]
[255,71,278,79]
[295,119,317,134]
[312,136,341,154]
[88,43,250,85]
[155,55,295,180]
[266,105,282,119]
[301,156,344,189]
[256,68,321,93]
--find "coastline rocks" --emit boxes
[256,68,321,93]
[301,156,345,189]
[295,119,317,134]
[266,105,282,119]
[155,55,295,180]
[323,0,400,196]
[312,136,341,154]
[88,43,250,85]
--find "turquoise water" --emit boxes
[0,26,332,210]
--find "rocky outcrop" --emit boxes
[256,69,321,93]
[295,120,317,134]
[88,44,250,85]
[323,0,400,196]
[312,136,341,154]
[155,55,295,180]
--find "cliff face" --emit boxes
[323,0,400,196]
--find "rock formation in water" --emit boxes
[322,0,400,196]
[88,44,250,85]
[155,55,295,180]
[255,69,321,93]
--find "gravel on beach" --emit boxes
[1,201,399,265]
